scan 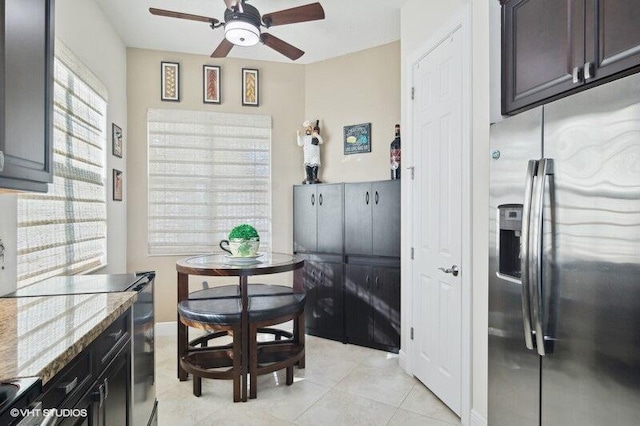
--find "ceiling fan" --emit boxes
[149,0,325,61]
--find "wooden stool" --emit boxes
[248,293,306,399]
[177,298,244,402]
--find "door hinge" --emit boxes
[410,327,414,340]
[410,247,414,260]
[411,87,415,100]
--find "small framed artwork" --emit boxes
[344,123,372,154]
[112,123,123,158]
[242,68,259,106]
[203,65,221,104]
[113,169,123,201]
[161,61,180,102]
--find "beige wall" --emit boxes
[400,0,490,423]
[128,44,401,322]
[126,49,306,322]
[0,0,128,295]
[304,42,401,183]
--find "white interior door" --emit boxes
[411,28,463,415]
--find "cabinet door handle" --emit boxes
[375,191,379,205]
[59,377,78,395]
[104,378,109,400]
[375,276,380,289]
[92,383,105,407]
[109,329,124,341]
[584,62,593,80]
[572,66,582,84]
[311,194,315,206]
[365,276,370,288]
[319,193,323,206]
[366,191,369,205]
[0,151,4,172]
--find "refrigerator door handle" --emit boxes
[521,160,537,351]
[530,158,554,356]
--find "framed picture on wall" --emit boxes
[242,68,259,106]
[203,65,221,104]
[344,123,372,154]
[112,123,123,158]
[113,169,123,201]
[161,61,180,102]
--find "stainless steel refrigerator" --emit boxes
[488,72,640,426]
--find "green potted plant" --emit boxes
[219,224,260,257]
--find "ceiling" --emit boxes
[94,0,406,64]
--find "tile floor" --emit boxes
[155,333,461,426]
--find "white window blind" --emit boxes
[148,109,271,255]
[17,41,108,288]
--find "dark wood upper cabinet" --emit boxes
[293,184,343,254]
[502,0,640,115]
[0,0,54,192]
[345,180,400,257]
[586,0,640,81]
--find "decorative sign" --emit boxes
[242,68,259,106]
[203,65,221,104]
[161,62,180,102]
[343,123,372,154]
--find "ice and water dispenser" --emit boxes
[497,204,523,280]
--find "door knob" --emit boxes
[438,265,459,277]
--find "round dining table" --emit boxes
[175,252,304,399]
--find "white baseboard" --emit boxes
[470,409,487,426]
[399,349,409,374]
[155,321,177,337]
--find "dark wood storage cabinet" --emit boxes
[293,180,401,352]
[44,309,131,426]
[344,181,400,257]
[502,0,640,115]
[293,184,343,254]
[294,254,344,342]
[345,262,400,352]
[0,0,54,192]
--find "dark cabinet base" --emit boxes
[345,262,400,354]
[294,254,344,343]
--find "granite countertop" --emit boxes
[0,292,137,384]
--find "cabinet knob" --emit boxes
[584,62,593,80]
[572,66,582,84]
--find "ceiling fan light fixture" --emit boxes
[224,20,260,46]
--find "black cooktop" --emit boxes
[0,377,41,425]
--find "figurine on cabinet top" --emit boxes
[297,119,324,184]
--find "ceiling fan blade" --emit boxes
[149,8,219,25]
[261,33,305,61]
[211,39,235,58]
[262,2,325,27]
